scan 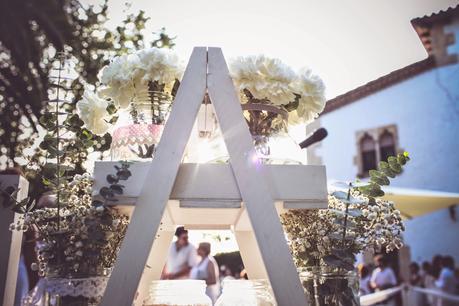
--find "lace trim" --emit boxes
[111,123,163,147]
[22,276,109,305]
[45,276,109,298]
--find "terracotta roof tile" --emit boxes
[322,57,436,115]
[411,4,459,27]
[321,6,459,115]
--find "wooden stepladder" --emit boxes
[99,47,327,306]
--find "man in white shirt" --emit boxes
[161,226,198,279]
[370,255,398,305]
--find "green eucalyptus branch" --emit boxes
[323,152,410,273]
[357,151,410,205]
[93,162,132,207]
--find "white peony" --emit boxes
[76,88,111,135]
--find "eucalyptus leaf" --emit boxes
[378,161,396,178]
[350,181,371,188]
[369,170,390,186]
[106,174,119,184]
[331,192,366,205]
[388,156,402,173]
[92,199,104,207]
[99,187,114,199]
[110,184,124,195]
[330,181,353,190]
[332,191,348,200]
[358,183,385,198]
[117,169,132,180]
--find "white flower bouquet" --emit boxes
[281,152,409,306]
[230,55,326,134]
[76,48,183,158]
[98,47,183,110]
[282,194,404,269]
[17,173,129,279]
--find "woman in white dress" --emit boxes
[190,242,220,304]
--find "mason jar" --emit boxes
[110,91,172,161]
[299,267,360,306]
[215,279,276,306]
[185,102,305,164]
[145,280,212,306]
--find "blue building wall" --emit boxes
[313,20,459,263]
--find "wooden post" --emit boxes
[133,229,175,306]
[233,230,268,279]
[0,175,29,306]
[398,246,411,306]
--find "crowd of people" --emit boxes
[409,255,459,306]
[161,226,246,304]
[358,254,459,306]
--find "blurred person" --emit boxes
[432,255,443,279]
[359,264,372,295]
[162,226,198,280]
[422,261,436,306]
[409,262,425,305]
[219,265,227,283]
[455,268,459,293]
[410,262,422,286]
[190,242,220,304]
[222,267,236,281]
[370,255,397,306]
[240,268,249,280]
[435,256,458,306]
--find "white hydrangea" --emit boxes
[76,88,111,135]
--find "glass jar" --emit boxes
[145,280,212,306]
[241,103,305,164]
[215,279,276,306]
[184,102,306,164]
[110,91,172,161]
[299,267,360,306]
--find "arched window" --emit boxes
[360,134,377,176]
[379,130,396,162]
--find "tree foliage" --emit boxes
[0,0,175,166]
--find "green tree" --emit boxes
[0,0,175,167]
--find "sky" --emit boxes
[102,0,459,99]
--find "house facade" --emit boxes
[308,6,459,263]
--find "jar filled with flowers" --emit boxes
[229,55,326,164]
[281,152,410,305]
[78,47,183,160]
